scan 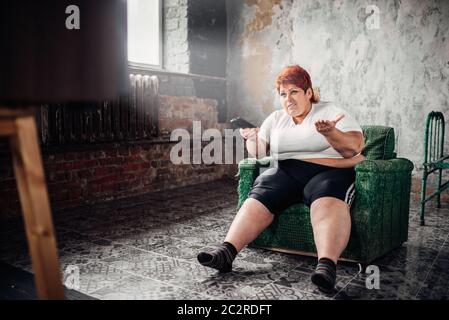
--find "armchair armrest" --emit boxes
[352,158,414,257]
[355,158,414,173]
[237,157,272,208]
[238,157,272,170]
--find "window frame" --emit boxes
[127,0,164,71]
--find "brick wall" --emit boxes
[0,95,238,219]
[411,175,449,203]
[158,95,224,133]
[146,69,227,122]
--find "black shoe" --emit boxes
[197,252,233,273]
[311,270,336,293]
[196,242,237,273]
[311,258,337,294]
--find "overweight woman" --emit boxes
[197,65,365,293]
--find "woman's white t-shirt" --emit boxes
[257,101,362,160]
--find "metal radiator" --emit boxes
[38,74,159,146]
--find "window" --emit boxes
[127,0,163,69]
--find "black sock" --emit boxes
[197,242,238,272]
[311,257,337,293]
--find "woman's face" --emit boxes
[279,83,312,118]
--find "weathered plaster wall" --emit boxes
[164,0,190,73]
[227,0,449,174]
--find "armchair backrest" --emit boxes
[424,111,445,164]
[361,125,395,160]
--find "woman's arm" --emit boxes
[315,115,364,158]
[323,130,364,158]
[303,153,366,168]
[240,128,269,159]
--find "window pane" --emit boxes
[127,0,160,66]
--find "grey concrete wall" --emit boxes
[188,0,227,77]
[226,0,449,172]
[162,0,228,121]
[164,0,228,79]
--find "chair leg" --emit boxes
[420,171,427,226]
[9,115,64,299]
[437,168,442,208]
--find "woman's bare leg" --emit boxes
[225,198,274,252]
[197,198,273,271]
[309,197,351,291]
[310,197,351,264]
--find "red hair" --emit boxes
[275,65,319,103]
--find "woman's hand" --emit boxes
[314,114,364,158]
[240,127,268,158]
[315,114,345,136]
[239,127,259,140]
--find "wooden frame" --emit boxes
[0,106,64,299]
[250,245,360,264]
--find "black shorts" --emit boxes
[248,159,356,215]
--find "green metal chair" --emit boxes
[237,126,414,264]
[420,111,449,226]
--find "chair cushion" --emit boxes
[361,125,395,160]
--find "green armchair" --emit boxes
[237,126,414,264]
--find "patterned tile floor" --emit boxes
[0,178,448,300]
